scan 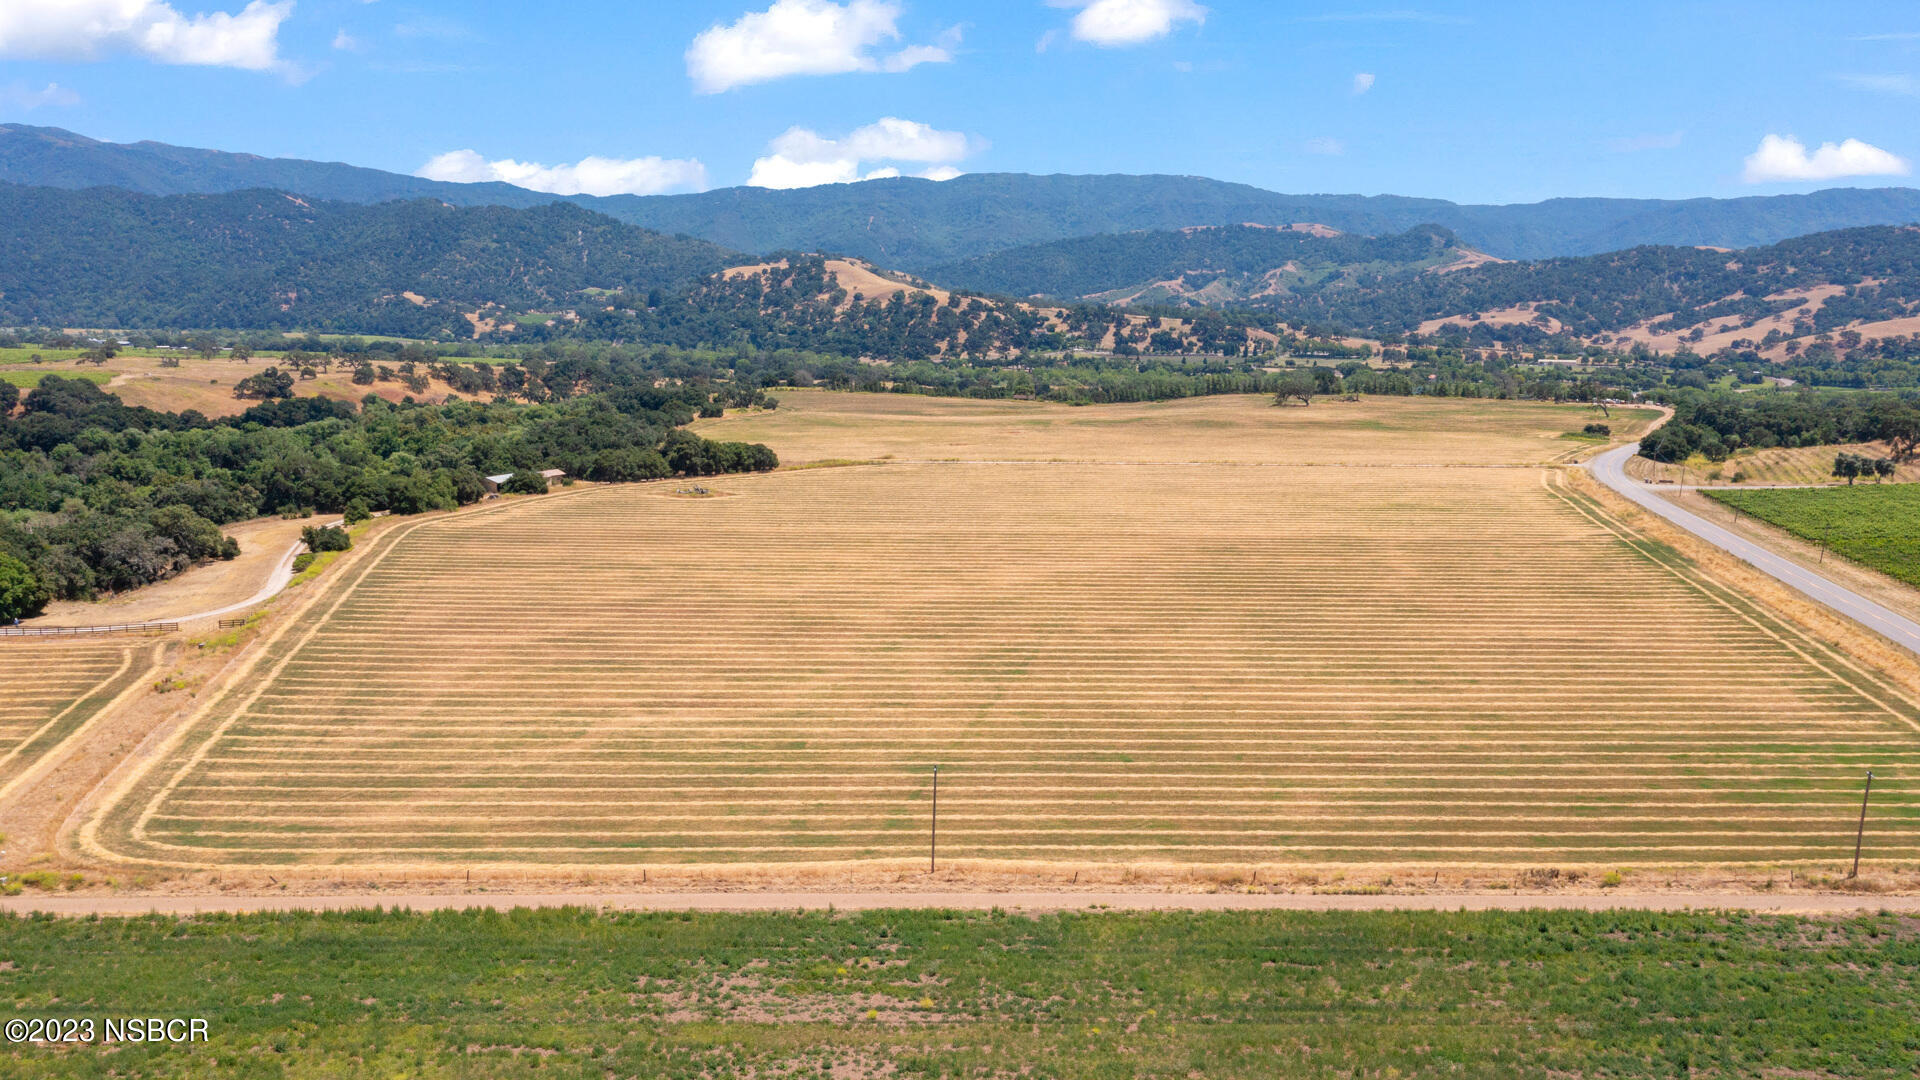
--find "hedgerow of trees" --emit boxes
[0,373,777,609]
[1637,391,1920,463]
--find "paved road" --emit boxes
[1587,442,1920,657]
[3,890,1914,917]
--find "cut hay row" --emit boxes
[1724,442,1920,486]
[0,640,145,792]
[91,463,1919,869]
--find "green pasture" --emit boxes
[1710,483,1920,588]
[0,370,112,389]
[1,906,1916,1078]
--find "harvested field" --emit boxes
[691,389,1660,466]
[90,445,1920,869]
[0,641,151,796]
[1631,442,1920,487]
[1719,442,1920,486]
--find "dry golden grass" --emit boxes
[106,359,464,418]
[694,390,1655,467]
[0,354,472,417]
[1628,442,1920,487]
[84,428,1919,870]
[0,640,148,797]
[723,258,952,308]
[1721,442,1920,486]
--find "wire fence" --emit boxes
[0,622,181,639]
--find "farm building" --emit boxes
[482,469,568,495]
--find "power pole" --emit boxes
[929,765,940,874]
[1850,771,1874,879]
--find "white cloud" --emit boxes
[418,150,709,197]
[332,29,361,51]
[0,81,82,112]
[0,0,292,72]
[1049,0,1206,48]
[747,117,975,189]
[1741,134,1910,184]
[687,0,956,94]
[1304,136,1345,156]
[1607,131,1683,153]
[1352,71,1374,93]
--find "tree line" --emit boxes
[0,375,778,620]
[1638,390,1920,463]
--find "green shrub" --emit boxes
[0,551,52,622]
[503,470,550,495]
[300,525,352,553]
[588,448,671,483]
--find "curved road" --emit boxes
[1587,442,1920,657]
[174,537,306,625]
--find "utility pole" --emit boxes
[1850,771,1874,879]
[929,765,940,874]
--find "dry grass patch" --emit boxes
[692,390,1657,467]
[0,640,150,795]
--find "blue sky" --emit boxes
[1,1,1917,204]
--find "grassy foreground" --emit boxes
[2,907,1917,1078]
[1708,483,1920,587]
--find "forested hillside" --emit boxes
[929,223,1474,304]
[618,178,1920,268]
[0,184,739,336]
[0,124,553,207]
[1296,226,1920,339]
[10,125,1920,265]
[934,223,1920,347]
[0,178,1277,356]
[570,256,1281,360]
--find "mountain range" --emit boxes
[8,175,1917,369]
[7,125,1920,268]
[0,183,735,336]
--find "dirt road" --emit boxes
[4,890,1912,917]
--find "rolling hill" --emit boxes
[0,182,1256,359]
[928,223,1483,305]
[926,221,1920,356]
[0,183,740,336]
[8,125,1920,266]
[6,179,1918,367]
